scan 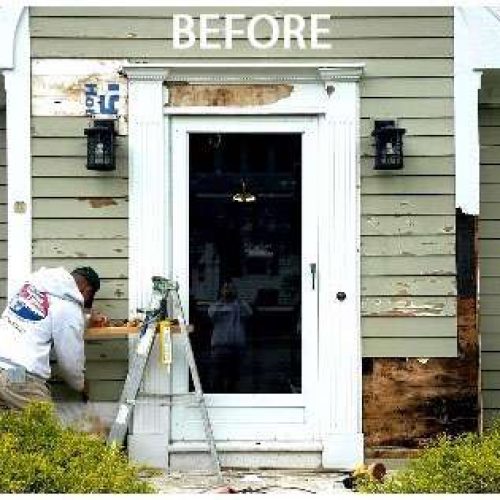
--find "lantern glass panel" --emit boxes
[85,120,116,171]
[372,121,406,170]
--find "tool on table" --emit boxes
[107,276,222,482]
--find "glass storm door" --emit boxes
[171,116,319,442]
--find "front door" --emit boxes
[171,116,319,442]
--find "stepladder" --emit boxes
[107,276,223,482]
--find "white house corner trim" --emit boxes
[3,7,32,297]
[318,69,363,469]
[454,7,481,216]
[122,66,170,316]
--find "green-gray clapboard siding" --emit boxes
[30,7,456,363]
[0,76,7,310]
[479,70,500,425]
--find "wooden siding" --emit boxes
[29,7,455,361]
[0,76,7,310]
[479,70,500,425]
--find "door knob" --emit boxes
[336,291,346,301]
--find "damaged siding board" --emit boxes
[33,178,128,198]
[362,195,455,215]
[362,235,455,256]
[33,219,127,239]
[33,199,127,218]
[31,74,128,321]
[29,7,455,361]
[32,239,128,258]
[362,297,456,317]
[361,215,455,236]
[479,71,500,427]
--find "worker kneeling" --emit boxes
[0,266,101,410]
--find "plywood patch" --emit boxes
[168,84,293,107]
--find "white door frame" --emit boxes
[1,6,32,296]
[123,62,363,468]
[170,115,319,441]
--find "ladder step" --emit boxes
[107,277,223,483]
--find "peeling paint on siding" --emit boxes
[81,197,119,208]
[32,59,128,134]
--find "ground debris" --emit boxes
[146,469,350,494]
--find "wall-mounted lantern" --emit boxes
[84,119,116,171]
[371,120,406,170]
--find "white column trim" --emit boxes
[317,70,363,469]
[0,5,24,70]
[2,7,31,296]
[454,7,482,216]
[454,68,482,216]
[123,66,170,316]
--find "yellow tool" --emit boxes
[158,319,173,369]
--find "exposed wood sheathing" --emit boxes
[364,210,479,447]
[364,299,478,447]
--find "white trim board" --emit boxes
[454,7,500,216]
[122,62,363,470]
[169,115,319,445]
[1,7,32,296]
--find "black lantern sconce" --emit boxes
[84,119,116,171]
[371,120,406,170]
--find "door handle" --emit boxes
[309,263,317,290]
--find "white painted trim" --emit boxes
[123,66,172,440]
[167,441,323,452]
[124,62,364,469]
[454,69,482,216]
[454,7,482,216]
[122,61,365,85]
[170,116,319,442]
[0,5,24,70]
[317,71,363,469]
[122,66,170,316]
[3,7,32,296]
[454,7,500,215]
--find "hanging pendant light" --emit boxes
[232,179,256,203]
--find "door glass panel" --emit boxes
[189,133,301,394]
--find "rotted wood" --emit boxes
[364,211,479,449]
[167,84,293,107]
